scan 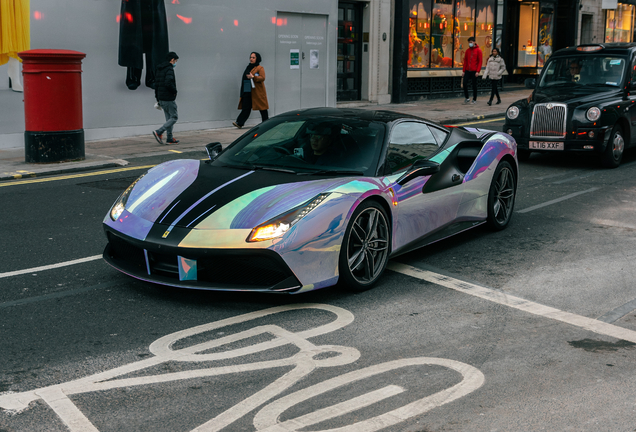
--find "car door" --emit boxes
[386,121,464,254]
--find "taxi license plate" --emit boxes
[529,141,564,150]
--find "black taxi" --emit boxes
[504,43,636,167]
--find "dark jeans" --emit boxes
[463,71,478,101]
[489,79,501,102]
[236,93,269,126]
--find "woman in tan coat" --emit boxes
[233,52,269,128]
[482,48,507,106]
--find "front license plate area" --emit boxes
[530,141,564,150]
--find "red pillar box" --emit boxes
[18,49,87,163]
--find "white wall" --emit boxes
[0,0,339,149]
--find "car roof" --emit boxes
[553,43,636,57]
[274,107,432,125]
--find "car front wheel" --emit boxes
[601,124,624,168]
[339,201,390,292]
[486,160,516,231]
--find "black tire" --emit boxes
[517,149,531,162]
[486,160,516,231]
[339,201,391,292]
[601,124,625,168]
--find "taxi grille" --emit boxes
[530,103,567,138]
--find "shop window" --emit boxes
[407,0,496,70]
[517,2,539,67]
[476,0,495,66]
[537,4,554,67]
[408,2,432,68]
[431,0,454,68]
[605,4,635,43]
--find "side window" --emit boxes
[385,122,440,175]
[430,126,449,145]
[631,56,636,90]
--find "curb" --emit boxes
[440,112,506,125]
[0,159,128,182]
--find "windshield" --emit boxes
[213,117,386,176]
[538,55,627,89]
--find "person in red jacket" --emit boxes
[462,36,483,104]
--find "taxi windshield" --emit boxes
[214,117,386,176]
[538,55,627,89]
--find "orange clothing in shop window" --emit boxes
[0,0,30,65]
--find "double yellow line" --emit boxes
[0,165,156,187]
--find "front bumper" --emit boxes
[504,123,611,153]
[103,230,303,293]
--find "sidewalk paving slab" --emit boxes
[0,89,529,182]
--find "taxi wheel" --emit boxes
[486,161,516,231]
[601,125,624,168]
[339,201,391,292]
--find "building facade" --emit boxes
[391,0,636,102]
[0,0,392,150]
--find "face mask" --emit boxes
[469,42,474,48]
[172,63,177,68]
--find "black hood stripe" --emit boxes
[161,170,254,238]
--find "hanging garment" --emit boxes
[118,0,169,90]
[0,0,30,66]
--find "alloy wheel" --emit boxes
[492,166,515,225]
[346,207,389,284]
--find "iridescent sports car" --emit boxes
[103,109,518,293]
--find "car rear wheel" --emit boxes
[339,201,390,292]
[601,124,624,168]
[486,161,516,231]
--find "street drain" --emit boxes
[568,338,636,353]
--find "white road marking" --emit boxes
[516,187,599,213]
[0,303,484,432]
[388,262,636,344]
[253,357,484,432]
[0,255,102,279]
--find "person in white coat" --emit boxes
[482,48,507,106]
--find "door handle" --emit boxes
[451,174,462,183]
[302,52,305,60]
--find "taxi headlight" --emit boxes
[507,106,520,120]
[247,193,330,242]
[586,107,601,122]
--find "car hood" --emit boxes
[533,87,622,106]
[107,159,357,233]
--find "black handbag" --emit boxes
[243,80,252,93]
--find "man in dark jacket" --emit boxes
[462,37,483,104]
[153,52,179,145]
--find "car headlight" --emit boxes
[507,106,520,120]
[247,193,330,242]
[586,107,601,122]
[109,174,146,221]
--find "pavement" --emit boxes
[0,87,530,181]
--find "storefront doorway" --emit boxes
[337,2,363,101]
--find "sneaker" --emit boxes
[166,138,180,144]
[464,99,470,104]
[232,121,243,129]
[471,100,477,104]
[152,130,164,144]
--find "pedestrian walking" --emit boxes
[152,51,180,145]
[462,36,483,104]
[233,52,269,129]
[482,48,506,106]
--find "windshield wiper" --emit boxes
[220,163,297,174]
[298,169,365,176]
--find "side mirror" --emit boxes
[397,159,440,186]
[205,142,223,161]
[524,78,536,89]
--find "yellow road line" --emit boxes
[454,117,505,126]
[169,149,183,154]
[0,165,155,187]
